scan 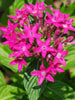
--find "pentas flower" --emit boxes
[1,1,75,85]
[49,61,64,75]
[54,43,68,66]
[22,24,43,44]
[0,20,18,38]
[14,42,31,57]
[31,63,54,85]
[35,38,55,58]
[10,57,27,72]
[25,1,45,17]
[8,8,28,26]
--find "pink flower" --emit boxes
[31,63,54,85]
[0,20,18,39]
[54,43,68,66]
[49,61,64,75]
[8,8,28,25]
[22,24,43,44]
[10,57,27,72]
[35,38,55,58]
[14,42,31,57]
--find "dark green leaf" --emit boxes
[0,71,6,85]
[44,80,75,100]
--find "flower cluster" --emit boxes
[0,1,75,85]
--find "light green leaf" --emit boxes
[44,80,75,100]
[0,45,18,72]
[0,71,6,85]
[0,85,25,100]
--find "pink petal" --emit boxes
[8,20,11,28]
[38,75,44,85]
[61,51,68,57]
[34,47,41,53]
[35,33,43,38]
[36,39,43,46]
[40,63,45,70]
[32,24,38,33]
[25,4,32,12]
[10,60,17,65]
[18,62,23,72]
[58,43,63,52]
[45,38,51,46]
[45,74,54,82]
[54,57,58,65]
[29,38,34,44]
[56,67,64,72]
[7,15,15,18]
[42,50,47,58]
[31,71,41,76]
[24,51,29,57]
[2,41,9,45]
[22,60,27,66]
[0,27,7,32]
[59,57,66,66]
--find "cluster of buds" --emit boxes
[0,1,75,85]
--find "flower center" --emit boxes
[41,71,46,77]
[33,10,37,14]
[30,32,33,37]
[52,18,56,22]
[56,53,61,58]
[22,46,26,51]
[42,46,46,50]
[52,65,54,68]
[63,24,67,28]
[17,15,22,19]
[48,54,51,58]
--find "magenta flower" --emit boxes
[23,24,43,44]
[8,8,28,25]
[31,63,54,85]
[14,42,31,57]
[0,20,18,38]
[10,57,27,72]
[49,61,64,75]
[54,43,68,66]
[35,38,55,58]
[25,1,45,16]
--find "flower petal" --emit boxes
[61,51,68,57]
[46,74,54,82]
[59,57,66,66]
[38,75,44,85]
[10,60,17,65]
[58,43,63,52]
[56,67,64,72]
[18,62,23,72]
[31,71,41,76]
[45,38,51,46]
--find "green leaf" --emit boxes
[24,59,46,100]
[0,45,18,72]
[1,0,25,26]
[24,73,46,100]
[44,80,75,100]
[0,71,6,85]
[64,59,75,70]
[0,85,25,100]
